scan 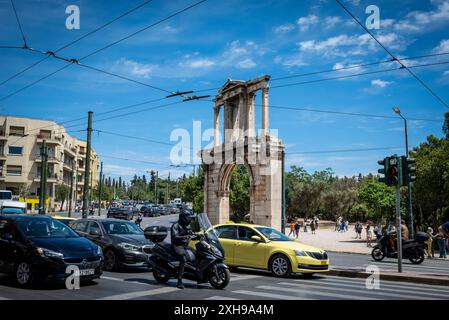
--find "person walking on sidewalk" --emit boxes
[426,227,435,259]
[288,222,295,237]
[355,222,363,239]
[294,220,301,239]
[437,221,449,259]
[310,220,316,234]
[366,223,373,247]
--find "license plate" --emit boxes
[78,269,95,276]
[321,261,327,265]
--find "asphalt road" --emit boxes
[1,213,447,300]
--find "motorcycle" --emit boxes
[371,230,429,264]
[144,213,230,289]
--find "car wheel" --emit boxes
[269,254,292,277]
[104,249,119,271]
[15,261,34,287]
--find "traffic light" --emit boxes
[387,156,400,186]
[401,156,416,185]
[377,157,390,185]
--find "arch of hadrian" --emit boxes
[201,75,284,229]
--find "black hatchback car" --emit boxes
[0,215,103,287]
[107,207,135,220]
[69,218,154,271]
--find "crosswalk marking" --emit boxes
[280,282,437,300]
[232,290,311,300]
[206,296,240,300]
[97,287,179,300]
[257,285,376,300]
[316,275,449,293]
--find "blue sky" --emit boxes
[1,0,448,180]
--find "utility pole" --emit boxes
[155,171,158,205]
[395,181,403,273]
[68,161,74,217]
[74,166,78,213]
[166,172,170,204]
[82,111,93,218]
[98,161,103,216]
[38,140,48,214]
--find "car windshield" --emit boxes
[1,207,25,214]
[102,221,143,235]
[15,217,79,238]
[256,227,291,241]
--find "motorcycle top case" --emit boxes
[144,225,168,243]
[414,231,429,243]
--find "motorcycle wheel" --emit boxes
[409,249,424,264]
[208,265,230,289]
[371,246,385,261]
[153,269,170,284]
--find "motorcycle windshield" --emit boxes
[197,213,224,253]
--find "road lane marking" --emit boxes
[97,287,178,300]
[232,290,310,300]
[206,296,240,300]
[316,275,449,293]
[258,285,376,300]
[287,280,440,299]
[230,274,261,281]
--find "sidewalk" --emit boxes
[287,226,373,254]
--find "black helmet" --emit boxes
[179,210,193,227]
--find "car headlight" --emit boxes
[294,250,307,256]
[96,245,103,256]
[117,242,141,251]
[36,247,64,259]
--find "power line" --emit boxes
[335,0,449,109]
[93,129,175,146]
[286,146,402,155]
[10,0,27,47]
[0,0,156,88]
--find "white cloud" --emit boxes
[113,58,155,78]
[274,55,306,67]
[297,14,319,31]
[186,58,215,68]
[324,16,342,29]
[433,39,449,53]
[393,0,449,33]
[444,70,449,76]
[237,58,256,69]
[274,24,295,33]
[371,79,393,88]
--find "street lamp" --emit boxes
[392,106,414,238]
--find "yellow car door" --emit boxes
[213,225,238,265]
[234,226,267,268]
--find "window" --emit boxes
[70,220,89,233]
[215,225,238,239]
[38,130,51,139]
[8,146,23,155]
[6,165,22,176]
[238,226,259,241]
[88,222,102,235]
[9,126,25,136]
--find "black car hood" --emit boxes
[31,237,98,256]
[109,234,152,246]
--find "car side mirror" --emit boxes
[1,233,14,242]
[251,235,263,242]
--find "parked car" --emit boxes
[107,207,134,220]
[0,214,103,287]
[52,216,77,226]
[169,205,180,215]
[69,218,153,271]
[159,205,171,215]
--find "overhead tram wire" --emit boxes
[286,146,403,155]
[335,0,449,109]
[0,0,156,88]
[10,0,28,47]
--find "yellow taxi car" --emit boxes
[208,223,329,277]
[52,215,77,226]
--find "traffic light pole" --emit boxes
[38,140,48,214]
[395,183,403,273]
[98,161,103,216]
[68,161,74,217]
[281,150,286,234]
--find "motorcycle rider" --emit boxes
[171,209,195,289]
[390,220,410,252]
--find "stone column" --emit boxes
[262,87,269,136]
[248,93,255,138]
[214,106,220,146]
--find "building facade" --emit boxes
[0,116,99,212]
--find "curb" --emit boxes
[328,268,449,287]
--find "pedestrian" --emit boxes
[366,223,373,247]
[345,220,349,232]
[426,227,435,259]
[315,217,319,230]
[288,222,295,237]
[355,222,362,239]
[303,220,308,233]
[437,221,449,259]
[294,220,300,239]
[310,220,316,234]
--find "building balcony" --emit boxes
[78,166,85,172]
[33,173,58,183]
[63,162,74,171]
[64,147,76,158]
[0,153,6,160]
[0,131,7,140]
[0,171,5,180]
[36,134,61,145]
[33,154,60,163]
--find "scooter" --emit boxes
[144,213,230,289]
[371,230,429,264]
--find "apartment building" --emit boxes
[0,116,99,212]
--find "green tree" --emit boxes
[358,180,395,223]
[229,165,250,222]
[55,184,70,211]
